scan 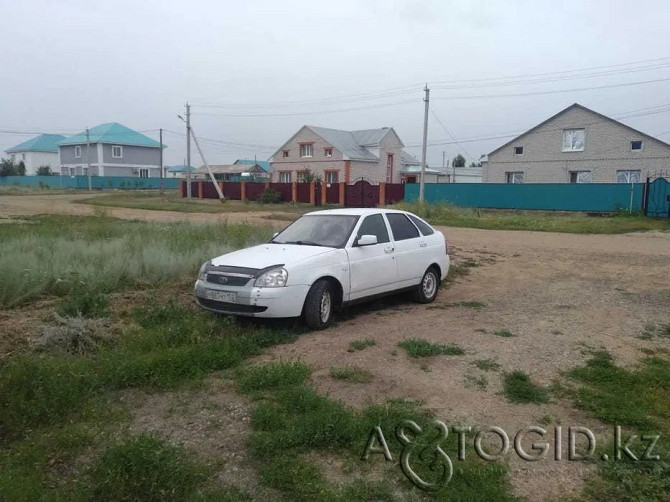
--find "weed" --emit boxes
[397,338,465,357]
[36,313,116,355]
[503,371,550,404]
[428,300,486,310]
[330,366,373,383]
[493,329,516,338]
[56,287,109,318]
[473,359,501,372]
[347,338,376,352]
[464,374,488,390]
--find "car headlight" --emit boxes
[254,267,288,288]
[198,261,209,281]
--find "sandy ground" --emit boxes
[2,193,669,500]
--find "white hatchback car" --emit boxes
[194,208,450,329]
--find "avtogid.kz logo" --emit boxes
[361,421,662,492]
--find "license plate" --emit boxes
[204,289,237,303]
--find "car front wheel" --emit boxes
[412,267,440,303]
[303,279,333,330]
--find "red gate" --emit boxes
[345,178,379,207]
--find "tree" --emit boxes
[0,158,18,176]
[37,165,53,176]
[16,161,26,176]
[452,154,466,168]
[299,168,322,184]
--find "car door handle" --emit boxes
[419,241,427,248]
[384,246,394,254]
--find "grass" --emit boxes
[428,300,487,310]
[347,338,376,352]
[394,201,670,234]
[503,371,550,403]
[568,351,670,501]
[473,358,501,371]
[77,191,313,214]
[0,214,272,308]
[397,338,465,357]
[493,329,516,338]
[638,322,670,340]
[330,366,373,383]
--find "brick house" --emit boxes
[483,103,670,183]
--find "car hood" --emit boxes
[210,243,335,269]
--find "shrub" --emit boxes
[259,187,282,204]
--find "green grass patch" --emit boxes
[428,300,486,310]
[0,214,273,308]
[493,329,516,338]
[347,338,376,352]
[638,322,670,340]
[397,338,465,357]
[394,202,670,234]
[330,366,373,383]
[236,362,311,394]
[473,358,501,371]
[503,371,550,403]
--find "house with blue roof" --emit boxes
[5,134,66,175]
[167,165,196,178]
[233,158,270,172]
[57,123,163,178]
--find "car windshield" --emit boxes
[271,215,359,248]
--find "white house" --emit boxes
[5,134,66,175]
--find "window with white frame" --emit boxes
[324,148,332,157]
[112,145,123,158]
[69,167,76,176]
[569,171,592,183]
[74,145,82,158]
[279,171,291,183]
[505,171,524,184]
[616,170,641,183]
[630,140,643,151]
[299,143,313,158]
[296,171,307,183]
[139,168,149,178]
[562,129,585,152]
[282,150,289,158]
[325,171,339,184]
[514,146,524,155]
[82,167,89,176]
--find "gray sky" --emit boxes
[2,0,670,168]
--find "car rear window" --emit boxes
[386,213,420,241]
[408,214,434,235]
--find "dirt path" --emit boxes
[3,193,669,500]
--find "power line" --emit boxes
[428,106,476,163]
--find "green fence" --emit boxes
[0,176,181,190]
[404,183,644,212]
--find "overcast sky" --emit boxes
[2,0,670,168]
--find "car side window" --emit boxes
[386,213,420,241]
[356,214,390,244]
[408,214,435,235]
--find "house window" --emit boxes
[514,146,524,155]
[296,171,306,183]
[299,144,313,158]
[279,171,291,183]
[325,171,339,184]
[82,167,89,176]
[139,168,149,178]
[505,171,524,184]
[282,150,289,158]
[69,167,76,176]
[112,145,123,158]
[74,146,82,158]
[617,170,641,183]
[630,140,643,151]
[324,148,333,157]
[22,153,26,160]
[569,171,592,183]
[562,129,585,152]
[10,154,15,161]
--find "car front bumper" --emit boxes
[194,279,310,318]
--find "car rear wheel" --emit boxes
[303,279,333,330]
[412,267,440,304]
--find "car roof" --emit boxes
[304,208,410,217]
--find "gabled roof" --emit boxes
[6,134,67,153]
[167,165,196,173]
[195,164,266,174]
[58,123,161,148]
[400,151,420,166]
[307,126,392,161]
[488,103,670,156]
[234,159,270,172]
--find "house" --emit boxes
[234,159,270,172]
[57,123,162,178]
[269,125,419,184]
[483,103,670,183]
[5,134,66,175]
[194,163,268,181]
[399,151,450,183]
[167,165,196,178]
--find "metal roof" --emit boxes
[57,123,161,148]
[400,151,420,166]
[167,165,196,173]
[307,126,383,161]
[6,134,67,153]
[195,164,266,174]
[234,159,270,172]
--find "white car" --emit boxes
[194,208,450,329]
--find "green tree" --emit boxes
[452,154,466,168]
[0,158,18,176]
[36,165,53,176]
[16,161,26,176]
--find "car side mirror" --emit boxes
[357,234,378,246]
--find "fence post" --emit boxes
[309,182,315,204]
[180,180,185,198]
[292,182,298,204]
[321,181,327,205]
[339,182,345,206]
[379,182,386,207]
[198,180,203,199]
[240,181,246,201]
[264,182,269,189]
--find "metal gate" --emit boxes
[345,178,379,207]
[644,171,670,218]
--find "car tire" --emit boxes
[303,279,334,330]
[412,266,440,304]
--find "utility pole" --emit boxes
[418,84,430,203]
[442,151,446,181]
[86,128,92,191]
[159,128,164,195]
[185,102,192,199]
